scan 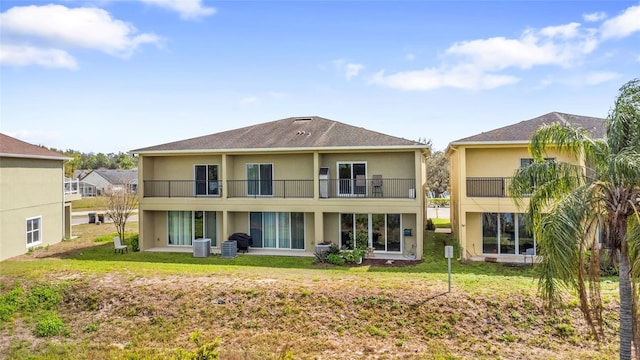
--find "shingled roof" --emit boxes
[0,133,68,160]
[132,116,424,153]
[450,112,606,144]
[84,169,138,185]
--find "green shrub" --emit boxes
[34,312,69,337]
[130,234,140,252]
[23,284,62,312]
[0,285,23,322]
[426,219,435,231]
[327,253,345,266]
[173,331,220,360]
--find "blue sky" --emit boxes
[1,1,639,153]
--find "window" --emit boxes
[337,162,367,196]
[168,211,218,246]
[341,213,401,252]
[195,165,219,196]
[26,217,41,247]
[247,164,273,196]
[482,212,534,255]
[249,212,304,249]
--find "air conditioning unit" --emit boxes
[193,238,211,257]
[221,240,237,258]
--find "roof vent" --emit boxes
[296,130,306,135]
[293,117,312,123]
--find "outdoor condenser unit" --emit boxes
[319,167,330,198]
[193,238,211,257]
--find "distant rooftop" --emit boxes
[450,112,606,144]
[132,116,426,153]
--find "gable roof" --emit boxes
[449,112,606,145]
[82,169,138,185]
[132,116,425,153]
[0,133,68,160]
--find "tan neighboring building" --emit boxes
[446,112,605,262]
[132,116,430,259]
[0,134,80,261]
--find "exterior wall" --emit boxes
[0,157,65,261]
[81,171,113,195]
[137,148,427,259]
[449,143,582,260]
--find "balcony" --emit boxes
[143,178,417,199]
[466,177,513,197]
[64,178,81,201]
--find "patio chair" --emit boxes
[113,236,128,254]
[372,175,383,197]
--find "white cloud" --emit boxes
[446,26,597,71]
[600,4,640,39]
[0,4,161,58]
[345,63,363,79]
[0,45,77,69]
[370,65,519,91]
[332,59,364,79]
[583,12,607,22]
[582,71,621,85]
[240,96,258,105]
[138,0,215,20]
[405,53,415,61]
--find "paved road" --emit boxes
[427,206,449,219]
[72,211,138,225]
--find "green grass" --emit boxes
[432,218,451,228]
[71,197,108,211]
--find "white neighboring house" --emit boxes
[80,169,138,197]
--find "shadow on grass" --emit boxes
[40,231,537,278]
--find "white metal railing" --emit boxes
[64,178,79,195]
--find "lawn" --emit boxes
[0,221,620,359]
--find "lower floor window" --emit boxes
[482,212,535,255]
[26,216,41,247]
[249,212,305,249]
[168,211,217,246]
[340,213,401,252]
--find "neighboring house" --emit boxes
[0,133,80,261]
[446,112,606,262]
[132,116,430,259]
[80,169,138,196]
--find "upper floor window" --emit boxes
[247,164,273,196]
[26,216,41,247]
[195,165,219,196]
[337,162,367,196]
[520,158,555,167]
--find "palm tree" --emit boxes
[510,79,640,360]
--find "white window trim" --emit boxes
[26,216,42,248]
[246,163,274,197]
[336,161,368,197]
[194,164,221,197]
[167,211,219,247]
[339,213,402,253]
[248,212,306,250]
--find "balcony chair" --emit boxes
[372,175,383,197]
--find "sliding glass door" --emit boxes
[250,212,305,249]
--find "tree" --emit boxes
[510,79,640,359]
[426,151,449,198]
[103,175,138,250]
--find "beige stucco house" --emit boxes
[0,133,80,261]
[132,116,430,259]
[446,112,605,262]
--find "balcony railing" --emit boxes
[64,178,79,195]
[466,177,516,197]
[144,180,223,198]
[144,178,417,199]
[227,180,314,198]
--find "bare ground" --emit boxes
[0,224,619,359]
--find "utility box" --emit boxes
[319,167,330,198]
[444,245,454,259]
[193,238,211,257]
[222,240,237,258]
